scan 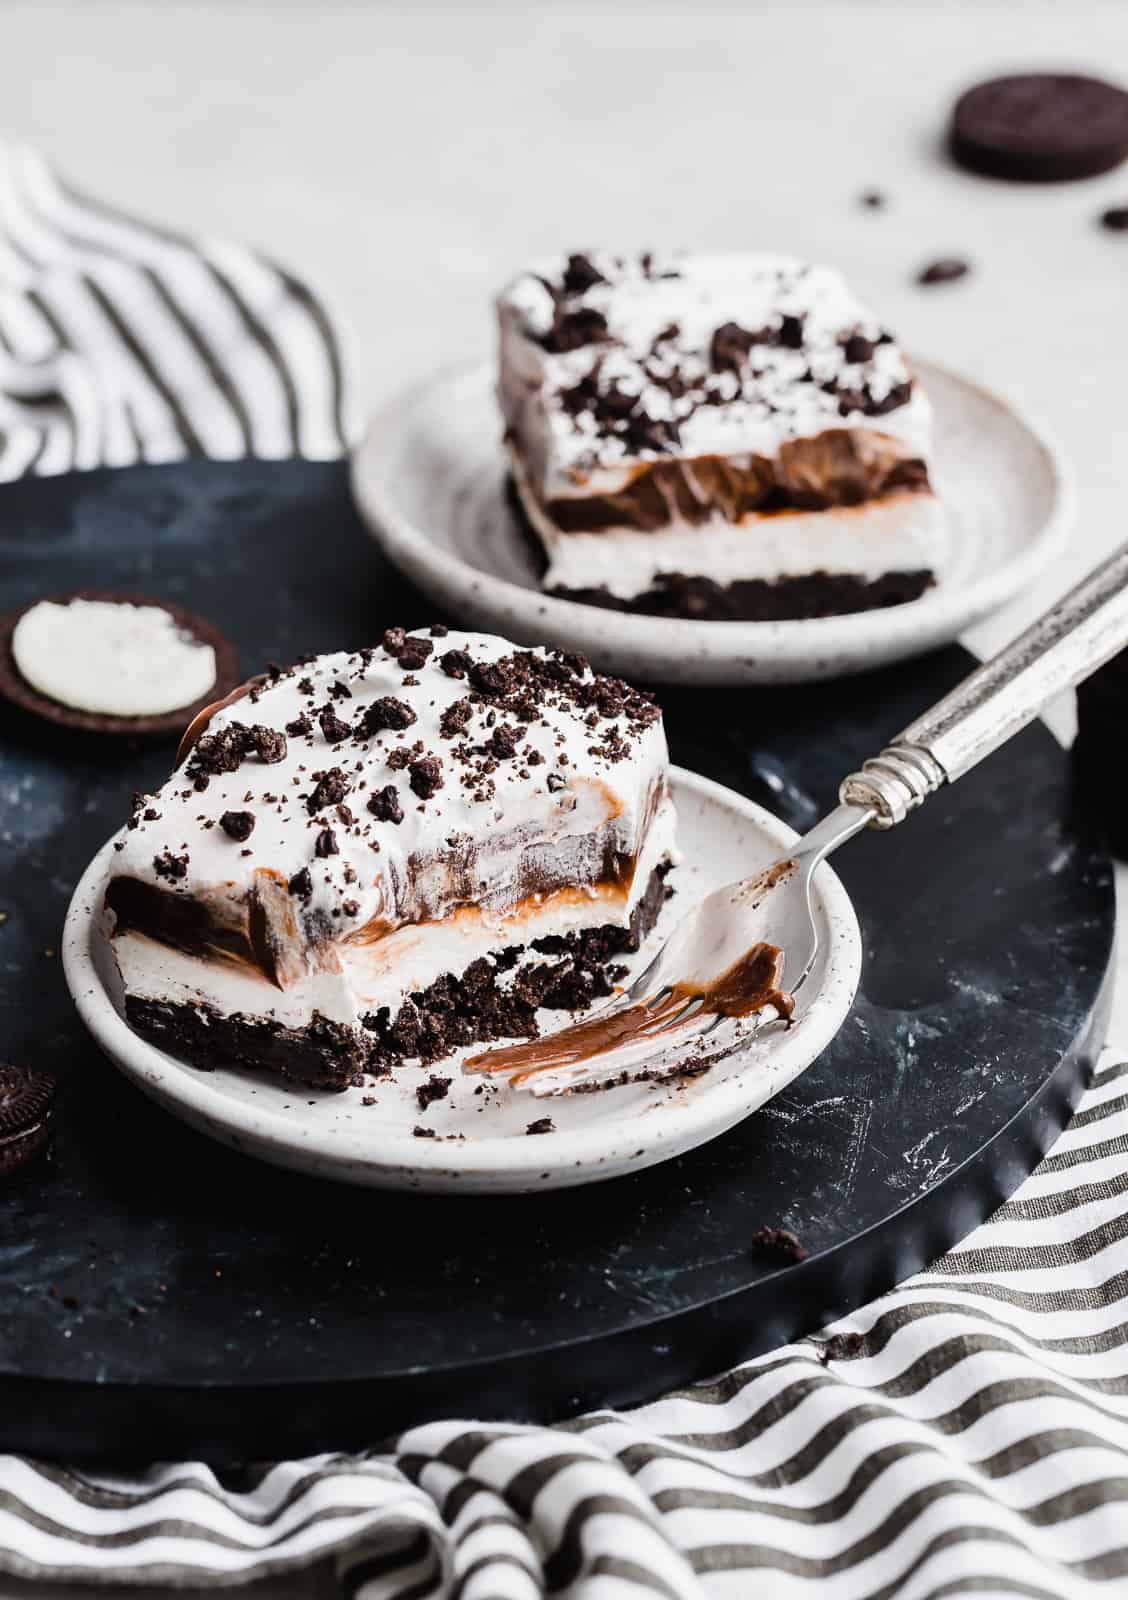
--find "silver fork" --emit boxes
[467,540,1128,1096]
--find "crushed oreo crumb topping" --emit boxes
[250,726,287,764]
[153,849,188,882]
[439,698,473,738]
[487,723,520,760]
[842,331,876,364]
[220,810,255,842]
[561,252,605,294]
[185,722,286,787]
[396,635,434,670]
[469,659,514,697]
[540,302,610,355]
[439,648,473,679]
[367,785,404,824]
[360,696,417,736]
[409,755,444,799]
[305,767,350,814]
[288,867,313,900]
[319,707,351,743]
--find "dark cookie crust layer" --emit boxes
[0,591,239,740]
[950,73,1128,183]
[122,1000,367,1093]
[549,570,934,622]
[122,864,671,1092]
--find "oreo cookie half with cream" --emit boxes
[0,1064,55,1177]
[0,591,238,738]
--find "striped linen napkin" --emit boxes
[2,148,1127,1600]
[0,143,348,476]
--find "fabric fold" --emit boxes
[0,143,349,480]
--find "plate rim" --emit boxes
[62,766,862,1192]
[350,355,1075,676]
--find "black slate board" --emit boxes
[0,460,1115,1465]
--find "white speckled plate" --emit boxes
[351,359,1072,686]
[62,768,860,1194]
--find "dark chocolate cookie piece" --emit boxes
[0,1064,55,1177]
[950,73,1128,183]
[916,257,971,287]
[0,591,239,740]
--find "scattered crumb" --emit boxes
[416,1074,452,1112]
[814,1331,866,1364]
[749,1225,808,1263]
[526,1117,556,1135]
[916,256,970,286]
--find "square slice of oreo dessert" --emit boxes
[497,251,946,620]
[103,630,677,1090]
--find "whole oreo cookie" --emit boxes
[951,73,1128,182]
[0,591,239,740]
[0,1064,56,1177]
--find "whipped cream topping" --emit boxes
[12,598,217,717]
[106,630,674,1027]
[497,251,933,502]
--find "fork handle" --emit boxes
[839,540,1128,828]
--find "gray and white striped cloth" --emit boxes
[0,142,348,477]
[2,147,1127,1600]
[3,1049,1126,1599]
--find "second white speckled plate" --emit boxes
[63,768,860,1194]
[351,358,1072,686]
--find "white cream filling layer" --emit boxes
[510,450,947,600]
[109,794,677,1036]
[13,599,216,717]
